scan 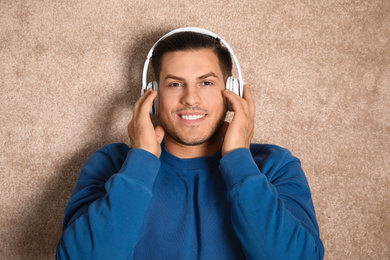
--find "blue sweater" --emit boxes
[56,143,324,259]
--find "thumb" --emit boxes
[155,125,165,144]
[221,121,230,139]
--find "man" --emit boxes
[56,29,324,259]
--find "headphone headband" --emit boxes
[141,27,244,94]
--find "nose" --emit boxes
[180,85,201,107]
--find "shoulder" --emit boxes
[81,143,131,176]
[249,143,298,162]
[98,142,131,155]
[88,143,130,162]
[249,143,303,181]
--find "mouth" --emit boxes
[179,114,206,120]
[177,110,208,124]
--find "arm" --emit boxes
[221,85,324,259]
[57,89,165,259]
[56,145,160,259]
[220,146,324,260]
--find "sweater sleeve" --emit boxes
[219,145,324,260]
[56,144,160,260]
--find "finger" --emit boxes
[242,84,253,102]
[133,88,151,113]
[155,125,165,144]
[243,85,255,116]
[224,89,248,114]
[221,121,230,138]
[138,88,153,104]
[134,89,157,116]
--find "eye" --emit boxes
[201,81,213,86]
[168,82,183,88]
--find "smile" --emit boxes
[180,114,206,120]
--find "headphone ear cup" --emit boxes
[226,76,241,96]
[146,81,159,116]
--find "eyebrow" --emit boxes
[164,74,185,81]
[163,72,219,81]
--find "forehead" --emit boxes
[159,49,222,77]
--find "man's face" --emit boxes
[158,49,227,147]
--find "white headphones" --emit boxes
[141,27,244,116]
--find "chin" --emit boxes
[165,128,223,147]
[166,133,208,146]
[160,112,226,147]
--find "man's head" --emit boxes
[151,32,233,84]
[149,30,235,156]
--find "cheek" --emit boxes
[157,92,175,120]
[207,92,226,112]
[157,92,169,111]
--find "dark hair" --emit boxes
[151,32,233,83]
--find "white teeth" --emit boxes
[181,114,205,120]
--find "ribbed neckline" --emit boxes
[160,142,222,170]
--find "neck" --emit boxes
[164,132,223,159]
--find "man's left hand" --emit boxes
[221,84,255,157]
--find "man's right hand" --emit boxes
[128,89,165,158]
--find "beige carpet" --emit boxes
[1,0,389,259]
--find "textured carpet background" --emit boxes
[1,0,389,259]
